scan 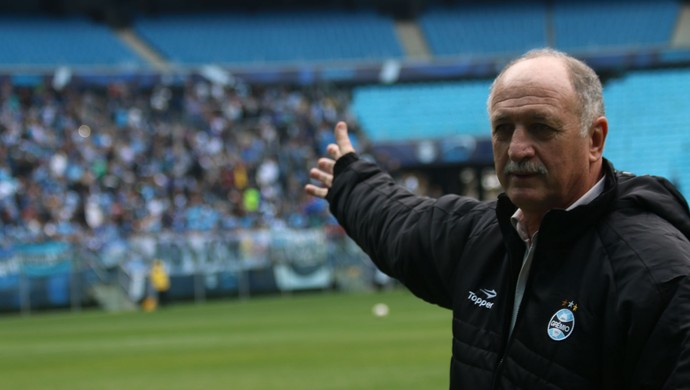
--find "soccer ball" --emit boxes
[372,303,390,317]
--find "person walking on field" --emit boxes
[149,259,171,308]
[305,48,690,388]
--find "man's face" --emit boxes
[489,57,594,214]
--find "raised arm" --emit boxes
[304,121,461,307]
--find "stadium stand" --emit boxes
[351,80,492,142]
[419,1,547,58]
[133,9,404,66]
[603,67,690,196]
[1,0,690,311]
[0,15,144,69]
[552,0,681,53]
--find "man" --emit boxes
[305,48,690,388]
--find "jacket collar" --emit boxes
[496,159,618,248]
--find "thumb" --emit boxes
[334,121,356,156]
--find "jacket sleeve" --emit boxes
[326,154,485,308]
[631,274,690,388]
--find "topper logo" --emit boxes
[480,288,497,299]
[467,289,497,310]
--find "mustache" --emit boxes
[503,160,548,176]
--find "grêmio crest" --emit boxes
[547,300,578,341]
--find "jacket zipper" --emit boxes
[490,238,530,389]
[490,310,517,389]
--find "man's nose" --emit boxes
[507,126,535,161]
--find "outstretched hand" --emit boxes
[304,121,356,199]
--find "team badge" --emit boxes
[547,308,575,341]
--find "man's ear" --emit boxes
[589,116,608,162]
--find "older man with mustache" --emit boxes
[305,48,690,388]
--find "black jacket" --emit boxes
[327,154,690,389]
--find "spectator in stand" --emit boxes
[0,77,353,249]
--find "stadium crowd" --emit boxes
[0,76,362,248]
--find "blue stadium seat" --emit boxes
[419,0,680,58]
[603,68,690,195]
[419,2,547,58]
[134,10,403,65]
[552,0,680,53]
[352,80,493,143]
[0,15,143,67]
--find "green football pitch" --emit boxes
[0,289,450,389]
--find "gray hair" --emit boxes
[487,48,605,136]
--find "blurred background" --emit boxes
[1,0,689,314]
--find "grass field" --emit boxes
[0,289,451,389]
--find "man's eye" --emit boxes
[531,123,556,137]
[493,124,512,137]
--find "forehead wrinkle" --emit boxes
[490,102,564,124]
[491,86,568,108]
[490,84,577,125]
